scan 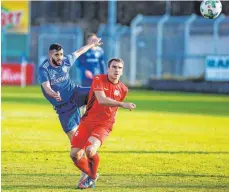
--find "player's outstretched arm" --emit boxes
[41,81,62,102]
[94,90,136,110]
[120,102,136,111]
[73,36,103,59]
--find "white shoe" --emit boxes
[78,172,88,185]
[78,173,99,189]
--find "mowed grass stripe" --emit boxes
[2,97,229,116]
[2,150,229,154]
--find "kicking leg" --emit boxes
[66,126,78,142]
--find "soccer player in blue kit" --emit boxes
[39,37,102,140]
[78,33,106,86]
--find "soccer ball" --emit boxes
[200,0,222,19]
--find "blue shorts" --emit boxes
[55,86,90,133]
[81,77,93,87]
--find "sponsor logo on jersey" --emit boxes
[50,74,69,85]
[86,58,99,62]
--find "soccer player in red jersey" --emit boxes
[70,58,136,189]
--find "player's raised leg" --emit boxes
[66,126,78,142]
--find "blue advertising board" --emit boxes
[205,56,229,81]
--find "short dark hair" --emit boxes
[87,33,97,39]
[49,43,62,51]
[108,58,124,68]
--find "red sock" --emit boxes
[88,153,100,180]
[74,156,92,177]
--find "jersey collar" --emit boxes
[107,75,120,85]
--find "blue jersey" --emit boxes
[39,53,77,106]
[78,47,106,77]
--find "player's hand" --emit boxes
[53,91,62,102]
[85,70,93,79]
[89,36,103,47]
[121,102,136,111]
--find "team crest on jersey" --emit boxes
[114,89,120,96]
[62,66,68,73]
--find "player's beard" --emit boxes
[52,58,61,66]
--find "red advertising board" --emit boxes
[1,63,34,85]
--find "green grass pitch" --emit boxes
[1,86,229,192]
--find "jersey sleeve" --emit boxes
[91,76,104,91]
[38,67,49,84]
[66,53,77,67]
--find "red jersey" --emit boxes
[81,74,128,129]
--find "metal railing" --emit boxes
[2,15,229,86]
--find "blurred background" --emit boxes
[1,0,229,93]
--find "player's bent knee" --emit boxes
[70,151,76,161]
[85,146,97,158]
[70,148,83,161]
[85,136,101,158]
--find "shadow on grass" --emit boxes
[2,185,72,190]
[2,97,229,116]
[2,173,229,179]
[2,184,229,190]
